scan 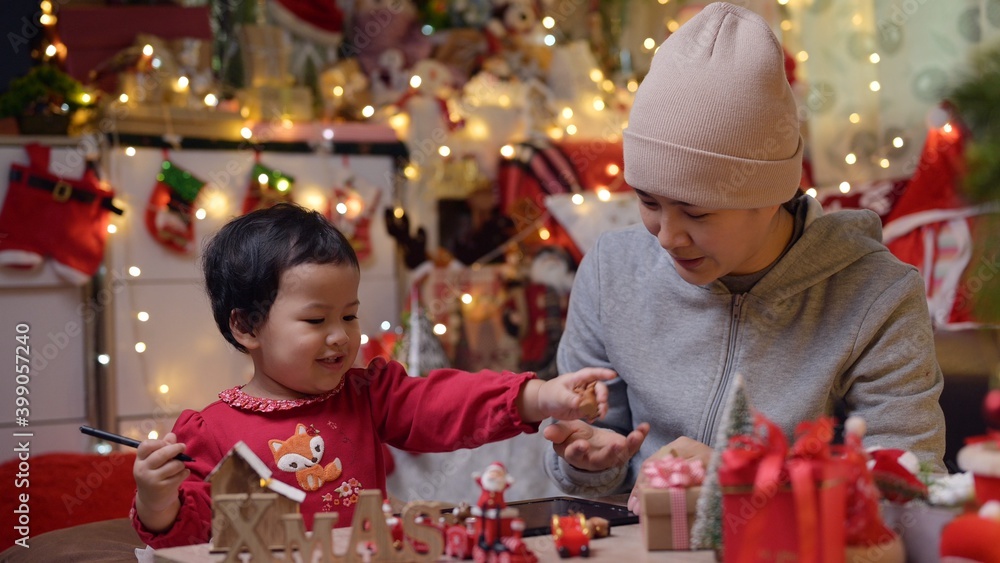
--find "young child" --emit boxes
[131,203,615,548]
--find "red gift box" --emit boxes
[55,5,211,92]
[719,416,850,563]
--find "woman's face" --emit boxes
[635,189,791,286]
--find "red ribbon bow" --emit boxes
[722,414,846,563]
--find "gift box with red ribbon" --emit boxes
[719,415,866,563]
[719,413,906,562]
[638,454,704,550]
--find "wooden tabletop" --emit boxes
[152,523,716,563]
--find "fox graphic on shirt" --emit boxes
[269,423,343,491]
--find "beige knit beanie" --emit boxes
[623,2,803,209]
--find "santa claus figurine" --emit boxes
[474,461,514,551]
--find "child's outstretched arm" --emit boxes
[516,367,617,423]
[133,432,190,533]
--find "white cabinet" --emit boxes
[0,141,95,455]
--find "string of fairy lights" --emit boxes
[34,0,952,193]
[30,0,959,445]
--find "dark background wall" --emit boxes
[1,0,44,92]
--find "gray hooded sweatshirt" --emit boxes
[545,197,946,496]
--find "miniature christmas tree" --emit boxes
[395,289,449,376]
[690,373,753,551]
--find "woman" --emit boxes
[542,2,946,510]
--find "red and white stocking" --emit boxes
[145,158,205,253]
[0,142,122,284]
[242,156,295,214]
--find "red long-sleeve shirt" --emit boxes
[131,358,537,548]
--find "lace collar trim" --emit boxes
[219,378,346,412]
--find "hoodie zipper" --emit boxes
[700,293,744,445]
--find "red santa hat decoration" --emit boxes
[866,448,928,503]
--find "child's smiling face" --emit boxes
[236,262,362,400]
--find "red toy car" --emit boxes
[551,514,591,558]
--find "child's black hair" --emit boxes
[202,203,360,353]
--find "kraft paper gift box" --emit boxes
[637,455,706,551]
[639,485,702,550]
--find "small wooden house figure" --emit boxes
[209,441,306,553]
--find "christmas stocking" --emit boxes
[0,142,123,284]
[145,160,205,253]
[242,160,295,214]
